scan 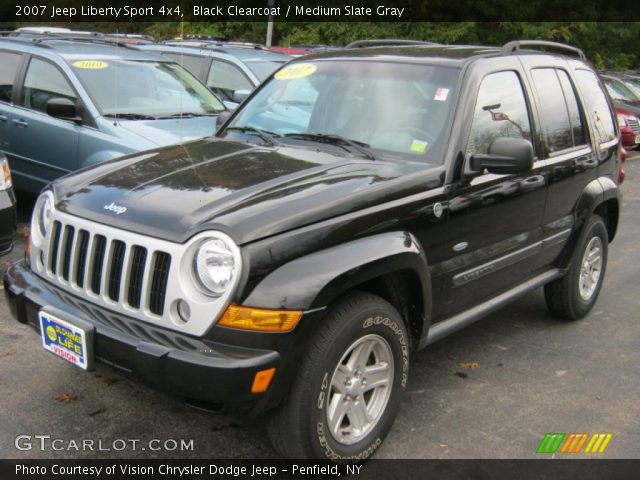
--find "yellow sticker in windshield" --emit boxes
[275,63,317,80]
[72,60,108,69]
[410,140,428,153]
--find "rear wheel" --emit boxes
[267,292,409,460]
[545,215,608,320]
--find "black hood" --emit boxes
[53,137,443,244]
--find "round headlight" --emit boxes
[193,237,237,296]
[33,193,53,238]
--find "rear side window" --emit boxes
[207,59,253,101]
[0,51,23,103]
[574,69,616,145]
[21,58,76,114]
[468,71,532,156]
[531,68,587,154]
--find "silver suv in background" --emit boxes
[139,41,290,110]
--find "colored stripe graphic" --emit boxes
[584,433,613,453]
[560,433,589,453]
[537,433,566,453]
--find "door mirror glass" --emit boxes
[231,89,251,104]
[46,98,81,122]
[470,137,534,175]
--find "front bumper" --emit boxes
[3,261,281,412]
[0,187,16,255]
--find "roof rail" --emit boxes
[502,40,586,60]
[14,32,138,49]
[345,39,437,49]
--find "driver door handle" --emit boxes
[13,118,28,127]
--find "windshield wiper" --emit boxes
[225,126,281,146]
[283,133,376,160]
[104,113,158,120]
[159,112,221,118]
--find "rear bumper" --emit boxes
[0,188,16,255]
[3,261,282,412]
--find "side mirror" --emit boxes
[46,98,81,123]
[215,110,233,132]
[469,137,533,175]
[231,89,251,104]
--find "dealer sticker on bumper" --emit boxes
[39,310,93,370]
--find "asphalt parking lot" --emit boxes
[1,154,639,460]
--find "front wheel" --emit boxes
[545,215,609,320]
[267,292,409,460]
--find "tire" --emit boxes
[267,292,410,460]
[544,215,608,320]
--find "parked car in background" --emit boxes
[0,35,225,193]
[139,42,290,110]
[0,153,16,256]
[601,73,640,118]
[616,107,640,149]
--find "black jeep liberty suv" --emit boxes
[4,40,622,460]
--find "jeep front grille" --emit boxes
[31,206,241,337]
[628,117,640,133]
[46,219,172,317]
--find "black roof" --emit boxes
[296,40,587,67]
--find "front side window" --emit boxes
[22,58,76,114]
[162,52,205,79]
[224,60,459,163]
[0,51,22,103]
[245,60,287,82]
[575,70,616,144]
[70,59,224,117]
[468,71,532,156]
[207,60,253,101]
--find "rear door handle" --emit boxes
[12,119,28,128]
[0,114,7,122]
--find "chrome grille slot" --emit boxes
[90,235,107,295]
[127,246,147,309]
[49,221,62,274]
[75,230,90,288]
[149,252,171,316]
[61,225,75,282]
[628,117,640,133]
[107,240,126,302]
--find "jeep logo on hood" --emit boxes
[104,202,127,215]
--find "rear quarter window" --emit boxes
[574,69,616,145]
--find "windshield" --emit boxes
[70,59,225,117]
[246,60,288,81]
[221,60,459,163]
[604,78,640,103]
[622,78,640,98]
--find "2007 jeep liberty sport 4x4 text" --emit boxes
[4,40,622,460]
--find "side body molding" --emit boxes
[243,231,432,330]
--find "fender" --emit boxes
[243,231,432,333]
[555,176,621,268]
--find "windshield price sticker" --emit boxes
[275,63,318,80]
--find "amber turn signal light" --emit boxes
[251,367,276,394]
[218,305,302,332]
